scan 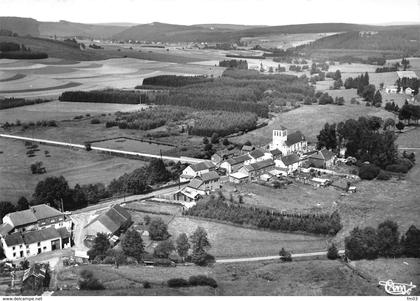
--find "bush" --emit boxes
[376,170,391,180]
[327,244,339,260]
[167,278,189,287]
[143,281,151,288]
[358,164,380,180]
[125,256,138,265]
[279,248,292,262]
[385,158,413,173]
[188,275,218,288]
[78,269,105,290]
[90,118,101,124]
[102,256,115,264]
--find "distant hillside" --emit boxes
[39,20,128,38]
[299,26,420,56]
[0,17,40,36]
[113,22,381,43]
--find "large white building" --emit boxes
[0,205,72,260]
[269,127,307,155]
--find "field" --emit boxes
[92,138,174,155]
[0,138,145,202]
[167,216,329,258]
[0,101,145,123]
[124,200,184,216]
[232,103,394,145]
[0,57,225,99]
[220,182,340,213]
[353,258,420,296]
[54,259,384,296]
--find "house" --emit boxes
[308,149,335,169]
[229,172,249,184]
[0,205,73,260]
[270,149,282,160]
[2,204,72,234]
[84,204,132,237]
[396,71,418,80]
[211,149,239,166]
[220,154,252,174]
[22,264,49,292]
[180,161,215,181]
[174,171,220,202]
[385,85,398,94]
[173,186,204,202]
[239,159,275,180]
[269,127,308,155]
[241,145,255,153]
[248,149,266,163]
[199,171,221,191]
[405,87,414,95]
[275,154,301,174]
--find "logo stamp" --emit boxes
[379,279,417,296]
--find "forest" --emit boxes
[0,97,51,110]
[0,41,48,59]
[185,197,342,235]
[59,90,147,104]
[142,75,213,87]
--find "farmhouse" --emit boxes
[220,154,252,174]
[308,148,335,169]
[248,149,267,163]
[211,149,239,166]
[396,71,418,79]
[385,85,398,94]
[238,159,275,180]
[229,172,249,184]
[269,127,307,155]
[174,171,221,202]
[275,154,301,174]
[84,204,132,237]
[180,161,216,181]
[0,205,73,260]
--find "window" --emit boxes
[20,244,22,249]
[37,242,41,246]
[12,253,15,257]
[26,250,30,255]
[59,222,63,227]
[43,246,47,250]
[12,246,15,250]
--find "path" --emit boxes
[216,250,345,263]
[0,134,208,164]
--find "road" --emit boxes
[0,134,208,164]
[216,250,345,263]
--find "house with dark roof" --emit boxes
[0,204,73,260]
[220,154,252,174]
[174,171,221,202]
[238,159,275,179]
[22,263,50,292]
[270,127,307,155]
[211,149,240,166]
[180,161,215,181]
[308,148,336,168]
[84,204,132,237]
[275,153,302,174]
[248,149,267,163]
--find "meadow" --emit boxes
[0,139,145,202]
[92,138,174,155]
[232,103,394,145]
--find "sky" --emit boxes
[1,0,419,26]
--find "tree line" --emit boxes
[59,90,147,104]
[345,220,420,260]
[219,59,248,69]
[184,196,342,235]
[0,42,48,59]
[142,75,213,87]
[0,97,52,110]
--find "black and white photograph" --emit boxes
[0,0,419,297]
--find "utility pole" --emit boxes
[61,198,64,213]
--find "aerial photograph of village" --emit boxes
[0,0,419,297]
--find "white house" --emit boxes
[0,205,72,260]
[385,85,398,94]
[174,171,220,202]
[180,161,215,181]
[248,149,267,163]
[84,204,132,237]
[396,71,418,80]
[275,154,301,174]
[405,87,414,95]
[269,127,307,155]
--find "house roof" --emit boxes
[23,264,46,282]
[0,223,13,237]
[249,149,265,159]
[23,227,61,245]
[229,172,248,180]
[310,149,334,161]
[3,232,24,247]
[250,159,275,171]
[190,161,215,172]
[187,178,204,190]
[84,204,131,234]
[241,145,255,152]
[179,187,202,200]
[5,204,64,227]
[285,131,306,147]
[270,149,282,156]
[396,71,418,79]
[281,154,300,166]
[200,171,220,182]
[276,126,287,130]
[226,154,252,166]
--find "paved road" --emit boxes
[0,134,207,164]
[216,250,345,263]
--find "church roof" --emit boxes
[285,131,306,146]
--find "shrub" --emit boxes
[167,278,189,287]
[125,256,138,265]
[279,248,292,262]
[376,170,391,180]
[327,244,339,259]
[188,275,218,288]
[102,256,115,264]
[143,281,151,288]
[91,118,101,124]
[78,269,105,290]
[358,164,380,180]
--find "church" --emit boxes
[269,126,307,155]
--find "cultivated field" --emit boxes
[92,138,174,155]
[0,57,225,99]
[0,139,145,202]
[168,216,329,258]
[0,101,145,123]
[232,103,394,145]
